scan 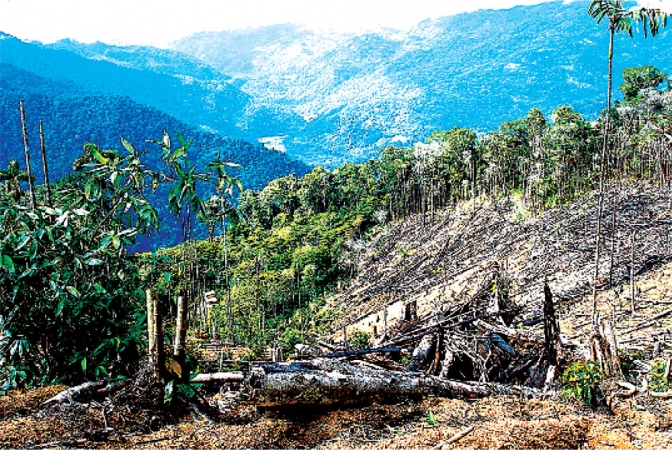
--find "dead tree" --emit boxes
[38,121,53,207]
[18,100,37,209]
[543,283,560,366]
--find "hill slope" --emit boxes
[0,33,250,138]
[0,62,311,249]
[328,185,672,345]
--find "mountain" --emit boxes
[173,0,672,166]
[0,60,310,185]
[3,1,671,168]
[0,34,251,138]
[0,62,311,249]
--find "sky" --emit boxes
[0,0,670,48]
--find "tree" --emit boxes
[0,137,160,387]
[588,0,669,317]
[206,156,242,343]
[619,66,668,102]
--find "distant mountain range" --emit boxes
[2,0,672,170]
[0,60,311,249]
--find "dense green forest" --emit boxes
[2,61,669,391]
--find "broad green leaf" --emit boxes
[120,136,135,155]
[66,286,80,298]
[56,299,65,317]
[72,208,89,216]
[91,147,109,165]
[81,357,87,372]
[2,255,14,274]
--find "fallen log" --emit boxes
[311,347,404,359]
[244,358,538,408]
[42,380,107,405]
[189,372,245,384]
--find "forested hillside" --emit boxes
[0,33,249,137]
[142,66,672,357]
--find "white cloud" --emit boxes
[0,0,554,48]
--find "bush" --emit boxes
[562,361,603,404]
[349,330,372,350]
[649,359,670,393]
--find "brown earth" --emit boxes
[1,387,670,449]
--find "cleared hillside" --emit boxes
[328,184,672,347]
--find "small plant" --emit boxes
[426,409,437,426]
[562,361,603,404]
[619,348,648,377]
[349,330,372,350]
[649,359,670,393]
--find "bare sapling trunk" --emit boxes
[146,289,163,382]
[18,100,37,210]
[630,230,637,314]
[174,295,189,381]
[38,121,52,207]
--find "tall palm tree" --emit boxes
[588,0,669,319]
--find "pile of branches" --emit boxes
[376,266,565,390]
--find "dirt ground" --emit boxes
[1,384,671,449]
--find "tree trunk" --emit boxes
[592,24,616,325]
[146,289,164,382]
[630,230,637,313]
[543,283,560,366]
[174,295,189,381]
[220,197,233,344]
[405,334,435,371]
[38,121,53,207]
[190,372,245,383]
[244,359,538,409]
[18,100,37,210]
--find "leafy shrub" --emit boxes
[619,348,649,377]
[649,359,670,393]
[562,361,603,404]
[349,330,371,350]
